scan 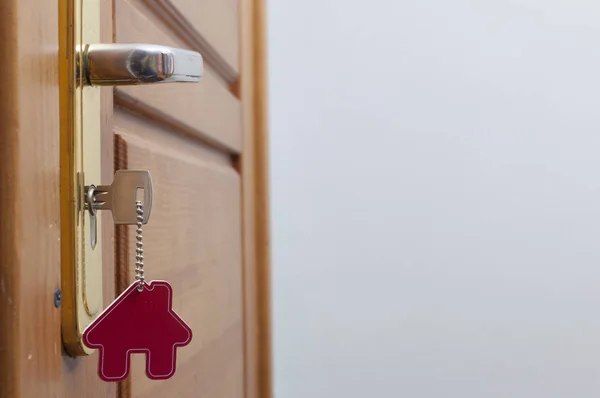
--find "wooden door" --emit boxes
[0,0,269,397]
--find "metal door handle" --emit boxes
[81,43,203,86]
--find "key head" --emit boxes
[99,170,154,225]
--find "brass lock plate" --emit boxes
[59,0,102,356]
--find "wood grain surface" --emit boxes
[0,0,116,396]
[114,112,244,398]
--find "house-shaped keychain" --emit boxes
[83,280,193,381]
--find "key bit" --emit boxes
[85,170,154,225]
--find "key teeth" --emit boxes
[92,191,108,205]
[88,190,108,211]
[93,189,109,198]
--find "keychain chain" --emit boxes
[135,200,145,291]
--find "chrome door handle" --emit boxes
[81,43,203,86]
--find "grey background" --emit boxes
[268,0,600,396]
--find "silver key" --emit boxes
[85,170,154,249]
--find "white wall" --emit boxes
[268,1,600,397]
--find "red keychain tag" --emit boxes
[83,280,192,382]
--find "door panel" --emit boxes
[114,117,244,397]
[114,78,242,153]
[112,2,245,394]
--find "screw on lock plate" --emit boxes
[84,170,154,249]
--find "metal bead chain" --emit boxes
[135,200,145,291]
